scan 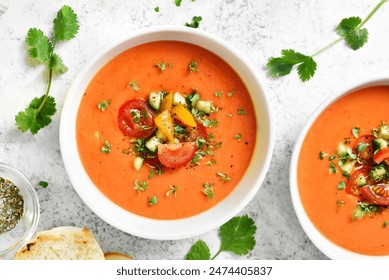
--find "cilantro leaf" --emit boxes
[175,0,182,7]
[267,49,316,82]
[53,5,79,42]
[185,16,202,28]
[26,28,52,63]
[15,96,57,135]
[218,215,256,256]
[38,181,48,188]
[185,240,211,260]
[49,53,68,73]
[336,17,368,50]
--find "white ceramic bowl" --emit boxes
[290,78,389,259]
[60,26,274,240]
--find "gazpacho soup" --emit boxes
[76,41,256,220]
[298,86,389,256]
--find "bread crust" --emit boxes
[15,227,104,260]
[104,252,133,260]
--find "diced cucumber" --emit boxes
[336,143,349,157]
[378,123,389,140]
[145,136,161,152]
[148,91,163,110]
[339,160,356,176]
[195,100,213,115]
[355,174,367,187]
[370,165,387,182]
[172,92,187,106]
[373,138,388,150]
[133,156,144,172]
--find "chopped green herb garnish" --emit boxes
[319,151,328,160]
[203,182,214,200]
[101,140,112,154]
[131,111,140,123]
[174,125,187,135]
[148,195,158,206]
[344,138,351,144]
[97,99,112,112]
[237,108,247,115]
[233,133,242,141]
[205,159,217,166]
[185,16,202,28]
[352,202,380,221]
[214,91,223,98]
[352,127,360,138]
[175,0,182,7]
[329,155,337,161]
[134,180,148,193]
[329,162,337,174]
[127,80,140,92]
[202,118,218,127]
[266,0,387,82]
[226,113,233,118]
[166,185,180,197]
[15,5,79,134]
[382,221,389,228]
[208,133,214,142]
[227,90,235,97]
[154,6,160,12]
[336,200,345,207]
[155,61,167,72]
[38,181,48,188]
[337,180,346,190]
[148,165,164,180]
[189,60,199,72]
[357,143,367,153]
[217,172,231,182]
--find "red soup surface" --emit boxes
[298,86,389,256]
[76,41,256,220]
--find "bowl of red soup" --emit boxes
[60,26,274,240]
[291,79,389,258]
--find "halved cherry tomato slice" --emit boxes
[373,147,389,164]
[186,121,207,142]
[157,142,196,168]
[118,99,156,138]
[346,167,371,197]
[353,135,375,165]
[361,184,389,205]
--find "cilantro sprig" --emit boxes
[185,215,256,260]
[267,0,387,82]
[15,6,79,134]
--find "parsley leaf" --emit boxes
[15,96,57,134]
[266,1,387,82]
[53,5,79,42]
[38,181,48,188]
[336,17,368,50]
[185,16,202,28]
[25,28,52,63]
[16,5,79,134]
[217,215,256,256]
[127,80,140,91]
[267,49,317,82]
[185,240,211,260]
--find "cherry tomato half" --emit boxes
[186,121,208,142]
[361,184,389,205]
[353,135,375,165]
[157,142,196,168]
[117,99,156,138]
[346,167,371,197]
[373,147,389,164]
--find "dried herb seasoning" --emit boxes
[0,177,24,234]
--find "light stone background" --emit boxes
[1,0,389,260]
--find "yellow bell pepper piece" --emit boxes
[171,104,197,127]
[154,110,174,142]
[161,92,173,112]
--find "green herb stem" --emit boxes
[359,0,388,28]
[37,68,53,113]
[210,248,222,260]
[310,37,343,58]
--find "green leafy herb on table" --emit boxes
[185,215,256,260]
[185,16,202,28]
[266,0,387,82]
[38,181,48,188]
[15,6,79,134]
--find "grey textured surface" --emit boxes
[1,0,389,260]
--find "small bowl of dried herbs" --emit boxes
[0,162,39,259]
